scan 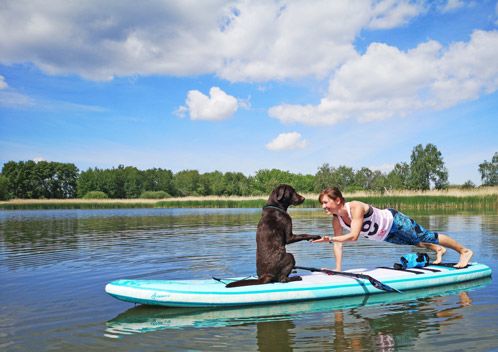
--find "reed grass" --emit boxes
[344,186,498,198]
[0,200,156,210]
[155,199,267,209]
[155,195,497,210]
[1,187,496,210]
[352,195,498,210]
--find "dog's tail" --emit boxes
[225,274,275,288]
[225,278,263,288]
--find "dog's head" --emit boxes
[268,184,305,209]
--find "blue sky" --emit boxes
[1,0,497,185]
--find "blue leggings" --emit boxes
[385,209,439,245]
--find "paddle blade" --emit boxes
[366,276,401,293]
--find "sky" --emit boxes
[1,0,497,185]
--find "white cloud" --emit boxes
[216,1,370,81]
[266,132,307,151]
[368,163,396,173]
[0,75,7,89]
[173,105,188,119]
[368,0,424,29]
[0,0,423,82]
[439,0,465,13]
[496,1,498,25]
[0,89,106,111]
[33,156,47,163]
[0,1,225,80]
[269,30,498,125]
[0,90,36,108]
[433,30,498,107]
[180,87,239,121]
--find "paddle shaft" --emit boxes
[294,266,401,293]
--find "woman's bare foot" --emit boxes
[433,246,446,264]
[454,249,473,268]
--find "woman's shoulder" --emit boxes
[348,200,369,208]
[348,200,370,212]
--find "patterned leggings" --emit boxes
[384,209,439,245]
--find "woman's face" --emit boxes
[321,194,341,214]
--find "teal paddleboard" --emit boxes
[105,277,491,335]
[105,262,491,308]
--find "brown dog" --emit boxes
[226,184,321,288]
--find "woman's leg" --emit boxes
[417,242,446,264]
[389,210,472,268]
[437,234,473,268]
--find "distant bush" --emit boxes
[140,191,170,199]
[461,180,476,189]
[82,191,109,199]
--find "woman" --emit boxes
[312,187,473,271]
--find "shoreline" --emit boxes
[1,187,497,210]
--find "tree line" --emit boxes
[1,145,496,200]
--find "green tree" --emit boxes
[223,172,251,196]
[408,144,448,190]
[123,166,143,198]
[53,162,79,198]
[290,173,315,194]
[78,166,129,198]
[314,164,355,192]
[77,168,101,197]
[314,163,335,192]
[200,171,224,196]
[142,168,174,195]
[478,152,498,186]
[2,160,36,198]
[110,165,127,198]
[2,160,78,198]
[354,167,374,190]
[387,162,410,190]
[252,169,295,195]
[333,166,355,191]
[369,170,389,193]
[174,170,201,196]
[0,174,10,200]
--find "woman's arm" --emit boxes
[330,201,366,243]
[332,215,343,271]
[311,215,344,270]
[348,201,365,241]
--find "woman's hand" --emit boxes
[312,235,332,243]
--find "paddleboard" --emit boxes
[105,278,491,336]
[105,262,491,308]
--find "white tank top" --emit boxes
[337,202,394,241]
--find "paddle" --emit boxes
[294,266,402,293]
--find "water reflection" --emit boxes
[257,320,295,352]
[479,214,498,259]
[0,208,262,272]
[1,208,497,351]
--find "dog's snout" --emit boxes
[294,194,305,205]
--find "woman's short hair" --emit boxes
[318,187,345,204]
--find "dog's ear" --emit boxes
[276,185,289,201]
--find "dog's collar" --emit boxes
[263,205,287,213]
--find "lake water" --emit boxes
[1,208,497,351]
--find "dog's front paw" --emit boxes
[310,235,321,240]
[287,276,302,283]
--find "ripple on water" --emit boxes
[1,209,497,351]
